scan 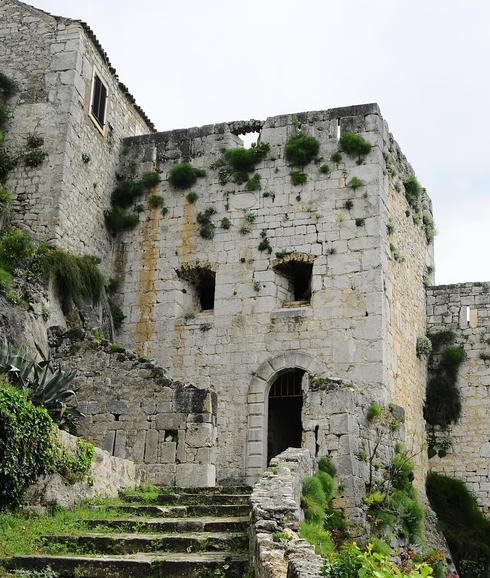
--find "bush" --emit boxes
[319,164,330,174]
[111,180,144,208]
[104,206,139,233]
[366,402,381,422]
[347,176,364,190]
[246,173,261,191]
[36,246,104,314]
[23,149,47,168]
[0,385,57,508]
[220,217,231,230]
[404,176,422,208]
[0,227,34,272]
[0,73,17,100]
[0,267,12,292]
[224,142,269,174]
[427,472,490,578]
[284,132,320,166]
[290,170,307,185]
[299,520,334,556]
[109,300,125,330]
[0,185,12,213]
[331,150,342,164]
[148,194,163,208]
[416,336,432,357]
[318,455,336,477]
[186,191,198,204]
[339,132,372,160]
[140,171,160,187]
[168,163,205,189]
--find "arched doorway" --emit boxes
[267,369,304,463]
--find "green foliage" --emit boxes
[140,171,160,188]
[0,227,34,272]
[318,455,336,477]
[0,149,16,183]
[104,206,139,233]
[111,180,144,208]
[168,162,205,189]
[422,211,435,244]
[284,132,320,166]
[425,330,463,427]
[370,537,391,557]
[258,231,272,254]
[197,207,216,239]
[299,521,334,556]
[246,173,261,191]
[13,568,59,578]
[355,218,365,227]
[0,73,17,100]
[404,176,422,208]
[331,150,342,164]
[319,164,330,174]
[0,185,12,213]
[0,104,7,127]
[109,300,125,330]
[223,142,269,179]
[416,336,432,357]
[317,470,335,499]
[426,472,490,578]
[26,134,44,149]
[186,191,199,204]
[344,199,354,210]
[339,132,372,160]
[367,402,382,422]
[272,530,291,543]
[23,149,47,168]
[56,439,94,484]
[0,339,80,433]
[0,267,12,292]
[290,170,308,185]
[36,247,104,314]
[347,176,365,190]
[110,342,124,353]
[148,194,163,208]
[0,385,57,508]
[322,543,434,577]
[220,217,231,230]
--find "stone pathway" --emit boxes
[10,487,251,577]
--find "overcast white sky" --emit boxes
[29,0,489,285]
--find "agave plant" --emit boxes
[0,338,82,432]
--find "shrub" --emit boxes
[366,402,382,422]
[140,171,160,188]
[284,132,320,166]
[331,150,342,164]
[317,470,335,500]
[224,142,269,174]
[148,194,163,208]
[0,149,16,183]
[404,175,422,208]
[416,336,432,357]
[0,185,12,213]
[104,206,139,233]
[290,170,308,185]
[168,163,205,189]
[26,134,44,149]
[199,223,215,239]
[318,455,336,477]
[355,218,365,227]
[246,173,261,191]
[220,217,231,230]
[427,472,490,578]
[0,73,17,100]
[23,149,47,168]
[36,246,104,314]
[319,164,330,174]
[339,132,372,160]
[347,176,365,190]
[344,199,354,210]
[0,385,57,508]
[0,227,34,272]
[109,300,125,330]
[111,180,145,208]
[0,267,12,292]
[56,438,94,484]
[299,521,334,556]
[302,475,327,521]
[186,191,198,204]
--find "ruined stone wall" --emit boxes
[0,0,152,267]
[426,282,490,512]
[380,124,435,486]
[54,332,218,487]
[115,105,393,482]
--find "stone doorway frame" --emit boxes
[245,351,326,484]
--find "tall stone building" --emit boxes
[0,0,488,513]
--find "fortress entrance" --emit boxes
[267,369,304,463]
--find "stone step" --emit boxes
[122,492,250,506]
[11,552,249,578]
[86,515,249,533]
[42,531,248,554]
[154,486,251,496]
[92,503,250,518]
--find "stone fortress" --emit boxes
[0,0,488,525]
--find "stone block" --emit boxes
[176,463,215,487]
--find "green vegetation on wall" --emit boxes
[424,331,463,427]
[213,141,270,186]
[427,472,490,578]
[168,163,205,190]
[284,132,320,167]
[339,132,372,163]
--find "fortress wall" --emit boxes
[114,105,396,482]
[426,282,490,512]
[0,0,152,268]
[380,123,435,485]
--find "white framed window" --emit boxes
[89,68,108,134]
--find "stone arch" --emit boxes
[245,351,327,484]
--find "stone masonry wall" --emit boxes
[53,331,218,487]
[25,428,141,509]
[380,124,434,487]
[113,104,432,483]
[426,282,490,512]
[0,0,152,269]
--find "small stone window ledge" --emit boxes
[176,312,214,328]
[271,305,312,320]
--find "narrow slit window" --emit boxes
[91,73,107,129]
[196,269,215,311]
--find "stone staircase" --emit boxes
[10,487,251,578]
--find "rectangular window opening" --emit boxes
[274,258,313,304]
[178,265,216,313]
[91,72,107,129]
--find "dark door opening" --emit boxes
[267,369,304,463]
